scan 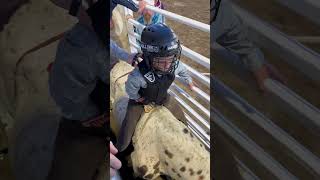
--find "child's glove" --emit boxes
[131,53,143,67]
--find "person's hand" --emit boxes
[110,19,114,29]
[188,82,195,91]
[128,53,143,67]
[188,81,199,91]
[253,64,286,92]
[126,14,134,20]
[110,142,122,177]
[138,0,147,14]
[127,53,135,65]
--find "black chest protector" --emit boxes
[138,60,175,105]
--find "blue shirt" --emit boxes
[135,13,165,35]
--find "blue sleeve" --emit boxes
[110,39,130,62]
[125,69,147,100]
[212,0,265,71]
[175,62,193,84]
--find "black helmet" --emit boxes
[139,23,182,74]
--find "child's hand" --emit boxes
[138,0,147,14]
[130,53,143,67]
[110,142,121,177]
[253,63,286,93]
[188,82,198,91]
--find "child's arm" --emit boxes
[175,62,193,84]
[125,69,147,101]
[175,62,196,90]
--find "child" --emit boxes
[116,23,194,152]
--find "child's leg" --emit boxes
[116,99,144,152]
[163,95,188,124]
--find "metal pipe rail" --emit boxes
[181,45,210,70]
[273,0,320,26]
[230,2,320,84]
[174,76,210,103]
[183,63,210,88]
[175,77,210,104]
[168,90,210,145]
[185,114,210,149]
[264,79,320,131]
[212,108,298,180]
[170,83,210,137]
[168,90,210,131]
[213,42,320,133]
[131,0,210,33]
[171,83,210,118]
[234,157,261,180]
[191,86,210,102]
[214,77,320,177]
[172,94,210,146]
[293,36,320,44]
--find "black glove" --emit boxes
[132,53,143,66]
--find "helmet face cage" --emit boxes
[140,39,182,75]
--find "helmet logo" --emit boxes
[144,71,155,82]
[140,43,159,53]
[167,43,178,50]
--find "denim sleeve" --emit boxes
[110,39,130,62]
[125,69,147,100]
[49,24,103,121]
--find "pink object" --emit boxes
[154,0,164,9]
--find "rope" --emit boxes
[13,32,65,101]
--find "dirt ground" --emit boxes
[213,0,320,179]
